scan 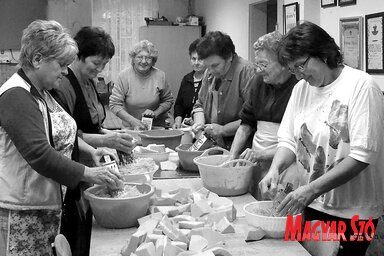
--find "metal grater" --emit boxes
[103,155,119,172]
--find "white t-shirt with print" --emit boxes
[278,65,384,219]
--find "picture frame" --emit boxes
[339,17,363,70]
[365,12,384,73]
[321,0,337,8]
[339,0,357,7]
[283,2,299,34]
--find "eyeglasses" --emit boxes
[288,56,311,74]
[254,62,269,72]
[135,55,153,62]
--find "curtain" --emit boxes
[91,0,159,83]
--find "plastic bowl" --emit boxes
[193,147,254,196]
[119,164,159,183]
[84,183,155,228]
[243,201,301,238]
[175,143,204,172]
[133,151,170,164]
[139,130,183,150]
[124,126,165,145]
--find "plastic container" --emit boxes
[139,130,183,150]
[243,201,301,238]
[193,147,255,196]
[84,183,155,228]
[175,143,204,172]
[133,151,170,164]
[124,126,165,145]
[119,164,158,183]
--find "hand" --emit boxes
[228,153,238,161]
[275,184,316,216]
[131,118,147,130]
[240,148,259,163]
[91,148,118,166]
[173,116,182,129]
[105,131,135,153]
[204,123,223,138]
[258,169,279,200]
[142,109,155,118]
[83,166,124,189]
[192,123,205,134]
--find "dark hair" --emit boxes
[74,26,115,60]
[188,38,201,56]
[196,31,235,60]
[278,21,343,69]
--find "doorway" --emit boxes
[249,0,277,61]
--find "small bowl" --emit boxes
[119,164,159,183]
[175,143,204,172]
[84,183,155,228]
[133,151,170,164]
[139,130,183,150]
[243,201,301,238]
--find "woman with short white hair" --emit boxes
[109,39,174,129]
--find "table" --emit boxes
[90,178,311,256]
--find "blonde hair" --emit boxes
[129,40,158,65]
[19,20,78,70]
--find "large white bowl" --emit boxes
[84,183,155,228]
[243,201,301,238]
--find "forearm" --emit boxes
[222,120,241,137]
[254,147,277,162]
[309,156,368,198]
[230,124,252,157]
[269,147,296,174]
[116,109,138,125]
[193,111,205,125]
[78,136,97,157]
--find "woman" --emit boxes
[53,26,134,155]
[229,31,300,200]
[0,20,123,255]
[109,40,174,129]
[259,21,384,255]
[173,38,206,129]
[192,31,256,149]
[52,26,133,256]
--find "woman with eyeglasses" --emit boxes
[109,40,174,129]
[259,21,384,256]
[229,31,300,200]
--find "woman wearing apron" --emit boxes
[0,20,123,255]
[229,31,300,200]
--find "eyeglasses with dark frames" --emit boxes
[288,56,311,74]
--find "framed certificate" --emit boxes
[339,17,363,70]
[365,12,384,73]
[339,0,357,7]
[321,0,337,8]
[283,2,299,34]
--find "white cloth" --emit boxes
[252,121,280,151]
[278,65,384,219]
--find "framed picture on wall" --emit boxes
[321,0,337,8]
[339,0,357,7]
[283,2,299,34]
[339,17,363,70]
[365,12,384,73]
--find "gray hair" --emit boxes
[253,31,283,55]
[129,40,159,65]
[19,20,78,70]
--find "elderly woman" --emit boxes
[229,31,299,200]
[260,21,384,255]
[173,38,206,129]
[52,26,133,256]
[192,31,256,149]
[109,40,174,129]
[0,20,123,255]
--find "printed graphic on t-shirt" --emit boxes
[325,100,350,149]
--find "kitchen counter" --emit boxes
[90,178,311,256]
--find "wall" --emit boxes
[47,0,92,36]
[193,0,258,60]
[319,0,384,89]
